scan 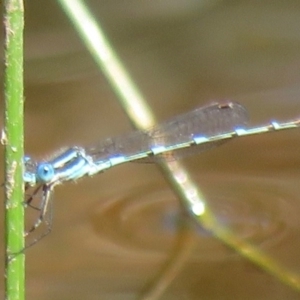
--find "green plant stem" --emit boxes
[58,2,209,297]
[3,1,25,300]
[58,0,300,294]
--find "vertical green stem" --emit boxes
[3,1,25,300]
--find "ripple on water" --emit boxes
[89,173,297,261]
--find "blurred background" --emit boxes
[1,0,300,299]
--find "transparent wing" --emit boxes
[87,102,248,162]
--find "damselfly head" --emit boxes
[36,162,55,183]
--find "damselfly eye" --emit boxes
[36,163,55,183]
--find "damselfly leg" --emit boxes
[24,183,54,248]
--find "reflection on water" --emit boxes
[89,174,289,262]
[21,168,300,299]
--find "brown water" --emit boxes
[1,1,300,299]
